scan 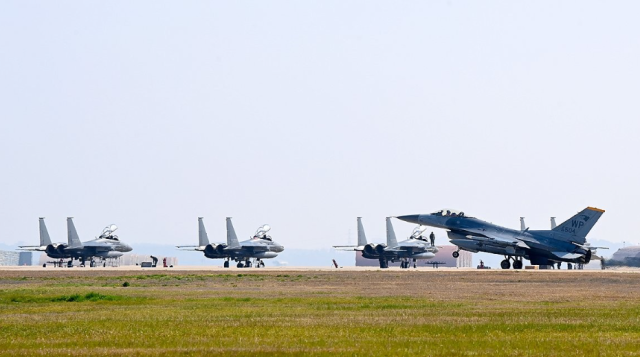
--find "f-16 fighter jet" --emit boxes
[177,217,284,268]
[334,217,438,269]
[397,207,605,269]
[19,218,133,267]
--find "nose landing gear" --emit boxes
[452,251,460,258]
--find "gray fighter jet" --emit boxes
[177,217,284,268]
[397,207,605,269]
[334,217,438,269]
[19,217,133,267]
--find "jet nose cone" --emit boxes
[396,214,421,224]
[122,244,133,252]
[275,244,284,252]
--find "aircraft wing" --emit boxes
[176,245,204,251]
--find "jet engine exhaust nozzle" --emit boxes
[375,244,387,255]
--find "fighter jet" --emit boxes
[177,217,284,268]
[19,217,133,267]
[397,207,605,269]
[334,217,438,269]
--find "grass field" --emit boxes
[1,270,639,356]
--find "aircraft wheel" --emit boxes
[103,262,106,267]
[224,261,230,268]
[245,261,252,268]
[567,263,573,270]
[43,264,46,268]
[237,262,244,268]
[500,259,511,269]
[452,251,460,258]
[260,261,265,268]
[513,260,523,269]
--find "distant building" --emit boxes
[355,245,472,268]
[610,246,640,261]
[0,251,32,266]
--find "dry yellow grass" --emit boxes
[0,270,639,356]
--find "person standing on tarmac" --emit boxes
[429,232,435,247]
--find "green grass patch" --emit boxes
[5,292,126,303]
[1,271,639,355]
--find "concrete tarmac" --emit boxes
[0,265,638,272]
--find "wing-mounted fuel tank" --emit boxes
[410,252,436,259]
[94,251,124,258]
[254,251,278,259]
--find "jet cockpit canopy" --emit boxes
[253,224,272,241]
[99,224,119,241]
[431,209,468,218]
[410,225,428,239]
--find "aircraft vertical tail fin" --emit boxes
[198,217,210,246]
[520,217,526,231]
[385,217,398,247]
[550,217,557,229]
[226,217,240,247]
[39,217,52,246]
[552,207,604,243]
[356,217,368,246]
[66,217,82,247]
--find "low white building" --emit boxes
[0,250,32,266]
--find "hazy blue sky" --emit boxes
[1,1,639,250]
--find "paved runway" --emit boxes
[1,265,638,272]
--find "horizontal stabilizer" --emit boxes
[17,245,46,251]
[176,245,204,251]
[333,245,363,251]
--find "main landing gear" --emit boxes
[500,256,524,270]
[378,258,389,269]
[452,251,460,258]
[399,258,418,269]
[231,258,265,268]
